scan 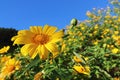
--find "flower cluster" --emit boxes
[0,0,120,80]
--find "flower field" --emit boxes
[0,0,120,80]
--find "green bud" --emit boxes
[70,18,77,26]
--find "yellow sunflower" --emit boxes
[0,55,11,63]
[73,65,90,75]
[11,25,64,59]
[0,58,21,80]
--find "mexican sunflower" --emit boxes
[11,25,64,59]
[73,65,90,75]
[0,58,20,80]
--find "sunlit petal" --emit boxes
[21,44,38,57]
[46,26,57,35]
[43,25,50,34]
[38,45,49,59]
[51,30,64,43]
[45,43,59,58]
[30,26,42,34]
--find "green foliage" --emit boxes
[0,0,120,80]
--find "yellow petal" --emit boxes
[21,44,38,58]
[38,45,49,60]
[52,30,64,38]
[30,26,42,34]
[21,45,29,56]
[50,38,62,43]
[43,25,50,34]
[12,30,35,45]
[45,43,59,58]
[51,30,64,43]
[34,72,43,80]
[28,45,39,59]
[0,72,6,80]
[7,58,15,65]
[13,37,32,44]
[11,35,18,41]
[73,56,82,63]
[73,65,90,75]
[45,26,57,35]
[0,46,10,54]
[73,65,84,73]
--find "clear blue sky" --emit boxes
[0,0,109,30]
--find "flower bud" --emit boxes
[70,18,77,26]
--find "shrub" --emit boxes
[0,27,18,52]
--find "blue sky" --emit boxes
[0,0,109,30]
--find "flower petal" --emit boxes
[18,30,33,35]
[43,25,50,34]
[0,46,10,54]
[12,30,35,45]
[13,37,32,45]
[30,26,42,34]
[45,43,59,58]
[11,35,18,41]
[21,44,38,58]
[37,45,49,60]
[50,30,64,43]
[46,26,57,35]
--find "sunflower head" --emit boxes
[0,58,21,80]
[11,25,64,60]
[73,65,90,75]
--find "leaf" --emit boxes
[19,57,40,77]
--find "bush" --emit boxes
[0,27,18,51]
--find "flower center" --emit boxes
[33,34,49,45]
[4,65,15,73]
[9,65,15,72]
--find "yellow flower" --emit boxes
[0,58,21,80]
[0,56,11,63]
[92,40,99,45]
[11,25,64,59]
[111,48,119,54]
[116,39,120,45]
[73,55,88,63]
[89,33,92,37]
[73,65,90,75]
[34,72,43,80]
[112,35,119,40]
[105,15,111,19]
[86,11,93,17]
[94,24,99,30]
[118,17,120,22]
[112,16,117,19]
[56,78,60,80]
[0,46,10,54]
[93,30,97,35]
[81,27,85,30]
[73,56,82,63]
[113,77,120,80]
[103,29,110,35]
[114,31,119,35]
[114,25,118,29]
